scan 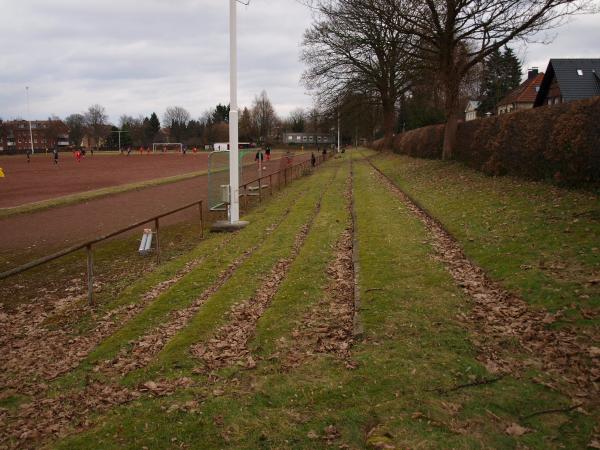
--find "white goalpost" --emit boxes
[152,143,183,153]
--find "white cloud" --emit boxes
[0,0,314,123]
[0,1,598,123]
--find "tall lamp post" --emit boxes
[25,87,34,155]
[213,0,249,231]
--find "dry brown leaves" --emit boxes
[372,167,599,401]
[96,243,262,377]
[0,377,193,449]
[192,201,321,372]
[282,179,356,370]
[95,208,293,378]
[0,251,216,398]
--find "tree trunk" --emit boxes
[442,115,459,160]
[442,71,461,160]
[381,98,396,150]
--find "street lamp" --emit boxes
[25,87,34,155]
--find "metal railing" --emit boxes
[0,150,331,305]
[239,153,327,209]
[0,200,204,305]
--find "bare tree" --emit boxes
[239,107,255,141]
[252,91,277,143]
[288,108,306,133]
[391,0,593,159]
[65,113,86,147]
[84,104,109,152]
[163,106,191,142]
[163,106,191,128]
[42,115,65,150]
[301,0,415,147]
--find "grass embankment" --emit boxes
[54,161,331,391]
[369,153,599,328]
[54,153,595,449]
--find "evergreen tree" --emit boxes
[149,112,160,135]
[478,46,523,115]
[212,104,230,124]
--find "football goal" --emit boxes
[152,143,183,153]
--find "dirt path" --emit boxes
[366,158,599,402]
[0,155,309,266]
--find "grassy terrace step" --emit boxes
[52,153,595,449]
[252,160,351,358]
[369,153,599,327]
[54,163,325,391]
[126,160,344,384]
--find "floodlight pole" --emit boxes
[229,0,241,224]
[26,87,34,155]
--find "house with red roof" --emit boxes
[497,69,544,115]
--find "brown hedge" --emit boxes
[377,97,600,184]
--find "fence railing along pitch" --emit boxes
[0,151,330,305]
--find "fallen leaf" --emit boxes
[505,423,529,437]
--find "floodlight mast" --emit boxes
[228,0,241,223]
[26,87,34,155]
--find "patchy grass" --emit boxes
[53,161,330,391]
[53,154,595,449]
[369,153,600,327]
[124,160,344,385]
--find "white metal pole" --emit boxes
[26,87,34,155]
[229,0,240,223]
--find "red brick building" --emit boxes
[0,120,69,154]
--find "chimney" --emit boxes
[528,67,539,80]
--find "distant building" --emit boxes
[497,68,544,115]
[464,100,481,121]
[534,58,600,107]
[0,120,69,153]
[282,132,333,145]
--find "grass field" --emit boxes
[0,151,597,449]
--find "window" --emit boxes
[577,69,583,76]
[535,86,540,92]
[287,135,293,141]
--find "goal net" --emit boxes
[208,150,246,212]
[152,143,183,153]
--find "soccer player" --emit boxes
[53,147,59,165]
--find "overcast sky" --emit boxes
[0,0,598,124]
